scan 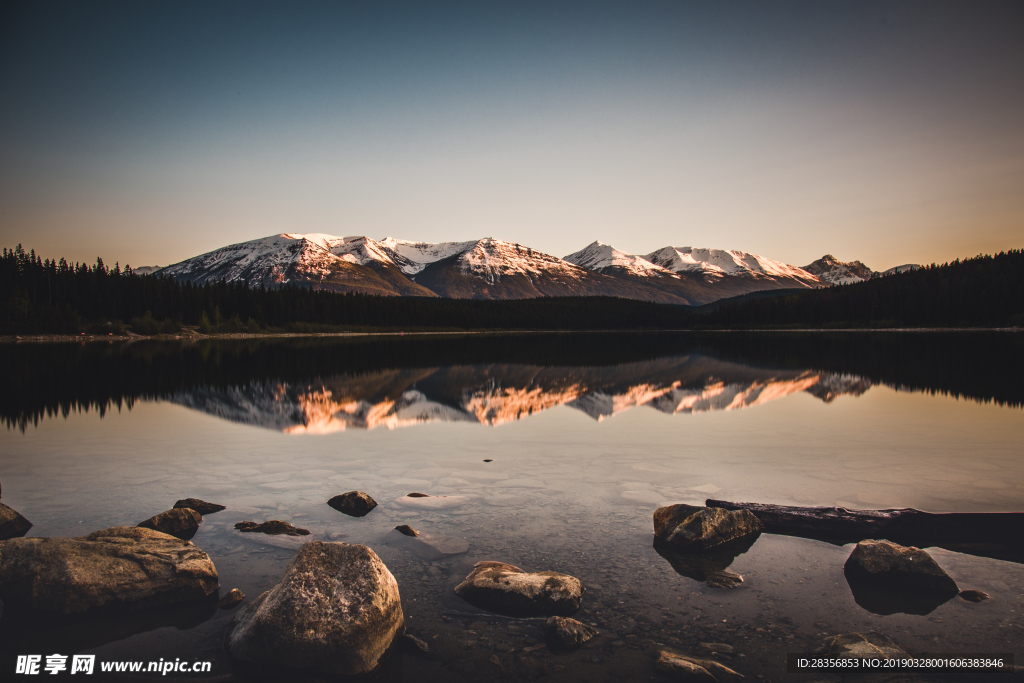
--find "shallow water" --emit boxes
[1,332,1022,681]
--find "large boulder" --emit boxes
[844,540,958,594]
[328,491,378,517]
[0,501,32,540]
[138,508,202,540]
[654,504,762,552]
[0,526,218,614]
[225,541,404,678]
[654,534,757,588]
[173,498,226,515]
[454,561,583,617]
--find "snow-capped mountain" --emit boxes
[801,254,876,285]
[564,241,674,277]
[643,246,820,285]
[155,232,881,305]
[157,233,436,296]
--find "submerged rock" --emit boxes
[822,632,904,658]
[844,540,959,594]
[138,508,202,540]
[0,526,218,614]
[0,501,32,540]
[959,589,990,603]
[545,616,598,650]
[653,504,762,552]
[173,498,226,515]
[225,541,404,678]
[217,588,245,609]
[655,649,744,681]
[234,520,310,536]
[388,527,468,561]
[328,491,378,518]
[454,561,582,617]
[394,493,468,510]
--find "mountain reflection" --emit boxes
[169,357,872,433]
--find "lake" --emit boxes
[1,332,1022,681]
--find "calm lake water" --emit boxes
[1,332,1022,681]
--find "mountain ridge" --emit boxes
[154,233,883,305]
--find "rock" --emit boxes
[454,561,583,617]
[653,505,762,552]
[699,642,734,654]
[138,508,202,540]
[234,520,310,536]
[705,571,744,588]
[844,540,959,594]
[389,528,468,560]
[217,588,244,609]
[0,501,32,540]
[400,633,430,656]
[822,632,903,658]
[327,491,378,518]
[655,649,744,682]
[394,494,468,510]
[959,589,990,603]
[224,541,404,678]
[0,527,218,614]
[544,616,598,650]
[173,498,225,515]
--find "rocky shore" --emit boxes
[0,487,1010,681]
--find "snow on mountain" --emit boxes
[563,241,675,277]
[802,254,876,285]
[882,264,920,276]
[132,266,163,275]
[643,246,819,285]
[379,237,479,274]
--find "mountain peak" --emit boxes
[802,254,875,285]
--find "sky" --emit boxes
[1,0,1022,271]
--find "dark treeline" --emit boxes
[0,245,690,333]
[701,250,1024,328]
[3,245,1022,334]
[2,331,1020,431]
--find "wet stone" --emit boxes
[138,508,202,541]
[173,498,226,515]
[959,589,990,603]
[217,588,244,609]
[327,491,378,517]
[234,520,310,536]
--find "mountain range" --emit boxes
[152,233,910,306]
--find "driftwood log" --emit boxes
[706,500,1024,564]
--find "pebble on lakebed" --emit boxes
[655,649,743,682]
[234,520,310,536]
[217,588,245,609]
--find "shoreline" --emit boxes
[1,326,1021,344]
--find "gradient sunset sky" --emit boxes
[1,0,1022,271]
